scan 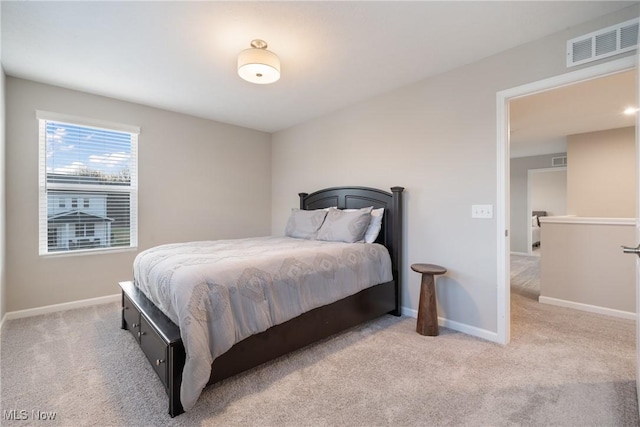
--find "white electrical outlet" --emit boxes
[472,204,493,219]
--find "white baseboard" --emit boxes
[4,294,120,321]
[401,306,499,343]
[538,296,636,320]
[401,306,418,318]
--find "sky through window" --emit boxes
[46,122,132,180]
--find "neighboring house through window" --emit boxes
[38,111,139,254]
[75,223,95,237]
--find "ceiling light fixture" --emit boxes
[237,39,280,84]
[623,106,639,115]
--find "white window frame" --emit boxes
[37,110,139,256]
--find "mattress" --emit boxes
[133,236,393,410]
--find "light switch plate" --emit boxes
[472,204,493,219]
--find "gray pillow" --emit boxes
[316,207,373,243]
[285,209,328,239]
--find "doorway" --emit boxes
[496,55,636,345]
[527,167,567,255]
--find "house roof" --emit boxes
[1,2,634,133]
[48,211,114,224]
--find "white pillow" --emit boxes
[364,208,384,243]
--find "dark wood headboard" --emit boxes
[298,186,404,315]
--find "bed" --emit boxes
[532,210,546,248]
[119,186,404,416]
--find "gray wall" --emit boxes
[271,6,639,336]
[5,77,272,312]
[510,153,566,254]
[530,169,567,217]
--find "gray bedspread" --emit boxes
[133,236,392,411]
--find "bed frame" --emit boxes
[120,186,404,417]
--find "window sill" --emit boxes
[40,246,138,258]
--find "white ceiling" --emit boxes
[510,69,637,158]
[1,1,636,133]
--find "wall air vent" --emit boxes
[567,18,639,67]
[552,156,567,167]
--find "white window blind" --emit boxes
[37,111,139,255]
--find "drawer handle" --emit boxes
[124,306,129,310]
[138,331,145,337]
[156,359,165,366]
[131,323,138,329]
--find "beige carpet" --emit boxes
[510,254,541,300]
[1,267,637,426]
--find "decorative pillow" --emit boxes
[285,209,328,239]
[316,206,373,243]
[341,207,385,243]
[364,208,384,243]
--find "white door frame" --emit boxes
[526,167,567,254]
[496,55,636,345]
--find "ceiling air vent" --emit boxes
[567,18,639,67]
[552,156,567,167]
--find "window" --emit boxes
[48,228,58,247]
[38,111,139,255]
[75,223,95,237]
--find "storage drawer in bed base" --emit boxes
[120,281,185,417]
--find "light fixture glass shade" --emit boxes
[237,41,280,84]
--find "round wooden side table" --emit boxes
[411,263,447,336]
